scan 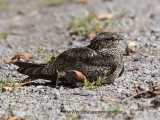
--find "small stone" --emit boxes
[60,103,65,112]
[143,69,151,75]
[37,85,44,89]
[82,90,96,95]
[151,69,160,77]
[73,90,83,95]
[13,110,26,118]
[11,71,18,77]
[54,92,61,99]
[146,56,155,62]
[59,86,64,91]
[118,88,123,93]
[137,70,143,76]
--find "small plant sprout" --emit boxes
[84,69,107,89]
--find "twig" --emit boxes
[122,90,156,102]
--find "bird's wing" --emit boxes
[58,47,97,61]
[59,47,116,66]
[55,48,116,75]
[42,47,117,76]
[41,47,97,74]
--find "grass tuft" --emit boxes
[67,114,78,120]
[38,44,47,59]
[0,80,24,92]
[84,70,107,89]
[84,76,103,89]
[68,13,119,39]
[101,106,121,117]
[41,0,64,6]
[51,50,60,60]
[0,31,9,40]
[0,0,10,11]
[37,44,60,62]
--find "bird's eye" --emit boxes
[110,37,114,39]
[109,37,115,40]
[111,36,118,40]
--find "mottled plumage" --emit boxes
[14,32,124,85]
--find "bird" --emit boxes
[13,32,124,86]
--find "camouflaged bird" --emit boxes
[13,32,124,85]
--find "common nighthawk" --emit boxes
[13,32,124,85]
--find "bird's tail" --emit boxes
[13,61,55,80]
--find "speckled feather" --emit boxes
[14,32,123,84]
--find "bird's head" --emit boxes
[88,32,123,50]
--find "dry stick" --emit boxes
[122,90,155,102]
[138,103,154,110]
[149,81,154,90]
[121,84,160,102]
[154,85,160,91]
[102,91,151,103]
[153,91,160,95]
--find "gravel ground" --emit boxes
[0,0,160,120]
